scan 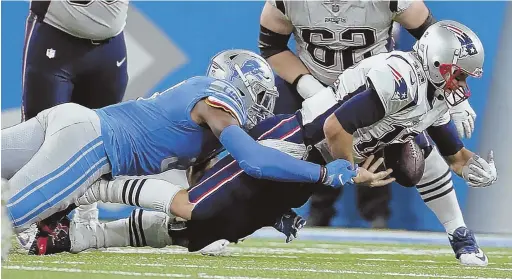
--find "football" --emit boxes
[383,140,425,187]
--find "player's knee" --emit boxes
[417,147,453,192]
[169,190,193,220]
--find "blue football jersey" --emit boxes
[95,76,247,176]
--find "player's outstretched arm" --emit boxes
[427,121,497,188]
[322,86,395,186]
[323,86,386,164]
[195,100,356,187]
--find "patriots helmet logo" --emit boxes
[443,25,478,58]
[229,59,266,82]
[389,66,408,101]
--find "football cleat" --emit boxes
[199,239,230,256]
[17,224,38,250]
[273,210,306,243]
[28,216,71,255]
[449,226,488,266]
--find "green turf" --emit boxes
[2,238,512,279]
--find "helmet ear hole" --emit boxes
[434,61,440,67]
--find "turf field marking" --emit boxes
[354,262,512,272]
[3,265,191,277]
[4,264,508,279]
[361,258,438,263]
[3,266,282,279]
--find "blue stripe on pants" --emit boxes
[8,137,102,203]
[7,137,107,228]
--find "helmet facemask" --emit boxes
[438,64,471,106]
[232,63,278,129]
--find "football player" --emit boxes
[20,0,131,247]
[259,0,484,266]
[320,20,495,266]
[1,50,386,258]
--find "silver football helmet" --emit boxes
[207,49,279,129]
[413,20,484,106]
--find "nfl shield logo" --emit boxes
[332,3,340,12]
[46,48,55,59]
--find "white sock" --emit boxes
[77,178,183,216]
[73,203,99,223]
[416,148,466,234]
[71,209,173,253]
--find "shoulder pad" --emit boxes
[205,79,248,126]
[366,54,418,115]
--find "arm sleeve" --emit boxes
[333,87,386,134]
[219,125,322,183]
[267,0,290,18]
[427,120,464,156]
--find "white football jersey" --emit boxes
[32,0,129,40]
[268,0,413,85]
[342,51,451,163]
[304,51,451,164]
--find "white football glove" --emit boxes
[450,100,476,139]
[462,151,497,188]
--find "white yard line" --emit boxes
[3,266,191,278]
[355,262,512,272]
[3,264,509,279]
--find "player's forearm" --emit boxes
[323,115,355,165]
[267,51,311,84]
[446,148,474,176]
[219,125,323,183]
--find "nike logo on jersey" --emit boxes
[117,57,126,67]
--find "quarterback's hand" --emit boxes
[353,155,395,187]
[321,159,358,188]
[462,151,497,187]
[450,100,476,139]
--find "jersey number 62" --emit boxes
[301,27,377,71]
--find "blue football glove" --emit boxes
[321,159,357,188]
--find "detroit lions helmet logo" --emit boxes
[229,59,266,82]
[443,25,478,58]
[389,66,408,101]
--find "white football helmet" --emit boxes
[207,49,278,129]
[413,20,484,106]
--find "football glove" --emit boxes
[321,159,357,188]
[273,210,307,243]
[450,100,476,139]
[462,151,497,188]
